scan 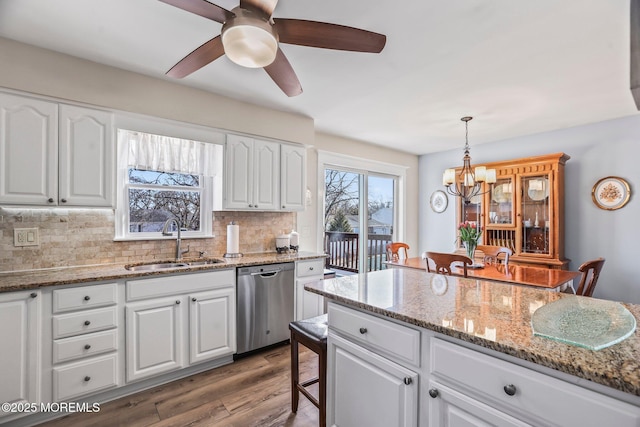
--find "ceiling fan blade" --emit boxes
[273,18,386,53]
[167,36,225,78]
[159,0,234,24]
[264,48,303,97]
[240,0,279,18]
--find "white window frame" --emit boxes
[113,113,224,241]
[317,150,407,267]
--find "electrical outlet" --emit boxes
[14,228,39,247]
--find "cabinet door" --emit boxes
[280,144,306,211]
[189,288,236,364]
[295,278,324,320]
[0,291,40,416]
[253,139,279,210]
[58,104,113,207]
[428,382,530,427]
[224,134,253,209]
[0,92,58,205]
[328,334,418,427]
[126,297,184,382]
[519,173,552,257]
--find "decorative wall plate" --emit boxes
[430,190,448,213]
[591,176,631,210]
[528,178,550,201]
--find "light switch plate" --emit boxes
[14,228,39,247]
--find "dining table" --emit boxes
[385,257,582,292]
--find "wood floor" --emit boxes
[39,344,319,427]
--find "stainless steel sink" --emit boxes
[125,258,225,271]
[125,262,189,271]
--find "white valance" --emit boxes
[117,129,219,176]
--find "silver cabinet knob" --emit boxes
[84,344,91,350]
[84,376,91,382]
[504,384,517,396]
[428,388,439,398]
[176,300,181,304]
[192,297,197,302]
[61,198,67,203]
[84,295,91,301]
[403,377,413,385]
[30,292,37,298]
[48,198,54,203]
[84,320,91,326]
[359,327,367,334]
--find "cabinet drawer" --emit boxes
[296,259,324,278]
[53,283,117,313]
[53,354,118,401]
[53,329,118,364]
[126,269,235,301]
[53,306,117,339]
[328,303,420,367]
[431,338,640,427]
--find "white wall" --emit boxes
[420,115,640,303]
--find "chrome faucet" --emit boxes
[161,218,189,260]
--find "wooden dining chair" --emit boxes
[386,242,410,261]
[476,245,513,266]
[425,251,473,277]
[574,258,605,297]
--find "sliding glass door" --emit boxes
[323,167,396,274]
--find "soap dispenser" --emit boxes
[289,230,299,252]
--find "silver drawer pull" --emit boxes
[504,384,517,396]
[359,327,367,334]
[428,388,439,398]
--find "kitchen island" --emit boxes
[304,268,640,426]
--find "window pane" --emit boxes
[129,189,201,233]
[129,169,200,187]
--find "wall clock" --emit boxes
[591,176,631,210]
[430,190,448,213]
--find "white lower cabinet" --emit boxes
[327,302,420,427]
[0,290,41,421]
[50,282,120,402]
[428,381,529,427]
[295,259,325,320]
[428,337,640,427]
[125,270,236,383]
[126,296,184,382]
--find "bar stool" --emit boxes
[289,314,328,426]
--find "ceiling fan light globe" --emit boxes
[222,24,278,68]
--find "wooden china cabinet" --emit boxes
[455,153,570,269]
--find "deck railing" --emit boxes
[323,232,392,273]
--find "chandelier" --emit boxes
[442,117,496,205]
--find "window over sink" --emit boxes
[114,128,222,240]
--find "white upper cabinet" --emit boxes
[224,134,305,211]
[280,144,306,211]
[0,92,113,207]
[0,92,58,205]
[58,104,113,207]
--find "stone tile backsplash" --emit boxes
[0,207,295,272]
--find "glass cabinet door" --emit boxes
[488,177,514,225]
[520,174,551,255]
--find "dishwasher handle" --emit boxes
[250,270,281,277]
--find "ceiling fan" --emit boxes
[159,0,386,97]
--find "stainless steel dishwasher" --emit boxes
[236,262,295,355]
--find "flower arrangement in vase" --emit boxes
[458,221,482,261]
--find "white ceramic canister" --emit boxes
[276,234,290,253]
[289,230,299,250]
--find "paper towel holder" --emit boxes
[224,221,243,258]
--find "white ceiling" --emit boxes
[0,0,637,155]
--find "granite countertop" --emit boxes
[304,268,640,397]
[0,252,326,292]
